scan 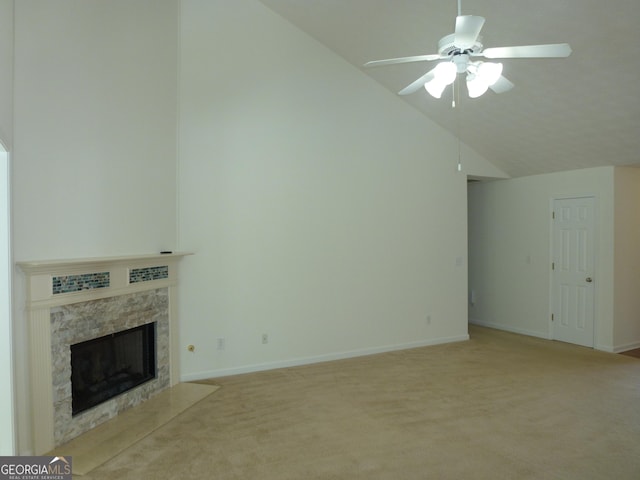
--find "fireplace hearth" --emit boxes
[71,323,156,416]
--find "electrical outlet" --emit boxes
[216,337,225,350]
[261,333,268,344]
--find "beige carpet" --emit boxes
[79,326,640,479]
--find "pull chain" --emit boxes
[452,77,457,109]
[455,79,462,172]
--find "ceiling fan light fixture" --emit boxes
[477,61,503,86]
[434,61,457,85]
[424,78,447,98]
[466,73,489,98]
[424,61,457,98]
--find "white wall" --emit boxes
[12,0,180,454]
[13,0,179,261]
[177,0,500,379]
[468,166,616,350]
[463,141,509,180]
[0,0,14,456]
[613,167,640,350]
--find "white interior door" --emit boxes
[551,196,595,347]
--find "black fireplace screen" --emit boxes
[71,323,156,416]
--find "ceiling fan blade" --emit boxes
[482,43,572,59]
[489,75,514,94]
[364,54,441,68]
[454,15,485,49]
[398,67,438,96]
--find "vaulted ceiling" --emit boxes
[258,0,640,178]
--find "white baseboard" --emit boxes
[469,318,551,340]
[595,344,615,353]
[180,334,470,382]
[470,319,640,354]
[612,341,640,354]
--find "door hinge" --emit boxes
[552,211,555,219]
[551,313,554,322]
[552,262,555,270]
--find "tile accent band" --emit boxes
[52,272,110,295]
[129,265,169,283]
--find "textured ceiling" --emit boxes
[258,0,640,178]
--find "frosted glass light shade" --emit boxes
[434,62,457,85]
[424,61,457,98]
[478,62,503,86]
[466,74,489,98]
[424,79,447,98]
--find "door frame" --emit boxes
[0,140,15,454]
[548,194,598,346]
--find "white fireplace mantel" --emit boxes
[17,252,192,454]
[18,252,192,307]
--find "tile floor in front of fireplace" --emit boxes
[47,382,220,476]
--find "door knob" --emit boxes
[586,277,593,283]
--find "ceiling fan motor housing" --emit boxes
[437,33,482,57]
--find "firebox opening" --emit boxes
[71,322,156,416]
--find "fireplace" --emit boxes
[18,252,191,454]
[71,323,157,416]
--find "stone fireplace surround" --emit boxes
[52,289,169,445]
[18,253,190,455]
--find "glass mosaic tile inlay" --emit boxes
[52,272,110,295]
[129,265,169,283]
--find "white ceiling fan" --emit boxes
[364,2,572,99]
